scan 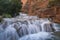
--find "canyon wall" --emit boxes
[21,0,49,14]
[21,0,27,7]
[21,0,60,23]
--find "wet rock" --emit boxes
[0,16,3,22]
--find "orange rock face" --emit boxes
[21,0,60,24]
[21,0,27,7]
[22,0,49,15]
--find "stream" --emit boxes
[0,13,60,40]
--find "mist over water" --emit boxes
[0,13,60,40]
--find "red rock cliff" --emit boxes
[21,0,60,23]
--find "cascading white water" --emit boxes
[0,13,60,40]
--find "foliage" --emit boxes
[2,13,12,18]
[0,0,22,17]
[48,0,60,7]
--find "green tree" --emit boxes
[0,0,22,17]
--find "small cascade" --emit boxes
[0,13,60,40]
[19,32,56,40]
[0,23,19,40]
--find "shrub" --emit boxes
[0,0,22,17]
[48,0,60,7]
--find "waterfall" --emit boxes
[0,13,60,40]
